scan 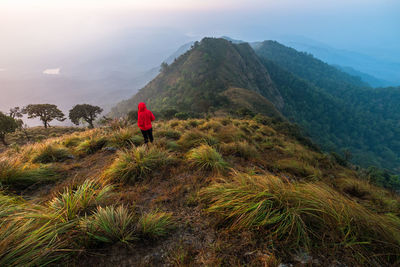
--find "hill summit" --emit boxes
[111,38,284,118]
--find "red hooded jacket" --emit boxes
[137,102,155,131]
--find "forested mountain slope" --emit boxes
[254,41,400,172]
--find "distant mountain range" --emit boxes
[223,36,399,88]
[278,37,400,87]
[2,33,398,127]
[112,37,400,173]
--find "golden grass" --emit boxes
[82,205,137,243]
[1,117,400,265]
[0,193,77,266]
[104,146,171,183]
[200,172,400,264]
[274,158,321,178]
[178,130,218,150]
[31,143,71,163]
[187,144,228,173]
[220,141,259,160]
[137,210,174,239]
[48,179,113,222]
[0,158,58,189]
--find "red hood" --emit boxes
[138,102,147,113]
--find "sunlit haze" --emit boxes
[1,0,399,125]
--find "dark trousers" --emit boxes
[141,128,154,144]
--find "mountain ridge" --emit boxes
[111,38,284,117]
[111,37,400,174]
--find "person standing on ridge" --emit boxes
[137,102,155,144]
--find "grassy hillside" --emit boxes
[1,117,400,266]
[0,126,84,152]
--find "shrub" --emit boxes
[137,210,174,239]
[201,173,400,264]
[83,205,137,243]
[127,110,138,123]
[159,108,178,119]
[253,114,272,125]
[48,180,113,221]
[187,144,228,173]
[31,144,71,163]
[236,107,255,117]
[104,146,170,183]
[174,112,190,120]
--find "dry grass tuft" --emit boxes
[137,210,174,239]
[187,144,228,173]
[104,146,171,183]
[200,172,400,263]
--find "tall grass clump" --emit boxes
[137,210,174,239]
[200,173,400,264]
[199,121,222,131]
[104,146,170,183]
[220,141,259,160]
[83,205,137,243]
[335,177,400,213]
[274,158,320,178]
[0,159,58,189]
[108,128,142,148]
[214,125,244,143]
[77,136,108,155]
[187,144,228,173]
[155,130,181,140]
[178,130,218,150]
[31,143,71,163]
[0,193,77,267]
[63,136,82,148]
[48,180,113,221]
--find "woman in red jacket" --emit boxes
[137,102,155,144]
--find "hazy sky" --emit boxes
[1,0,399,69]
[1,0,399,126]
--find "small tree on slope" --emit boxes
[69,104,103,128]
[22,104,65,128]
[0,112,18,146]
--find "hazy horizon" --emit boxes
[1,0,399,125]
